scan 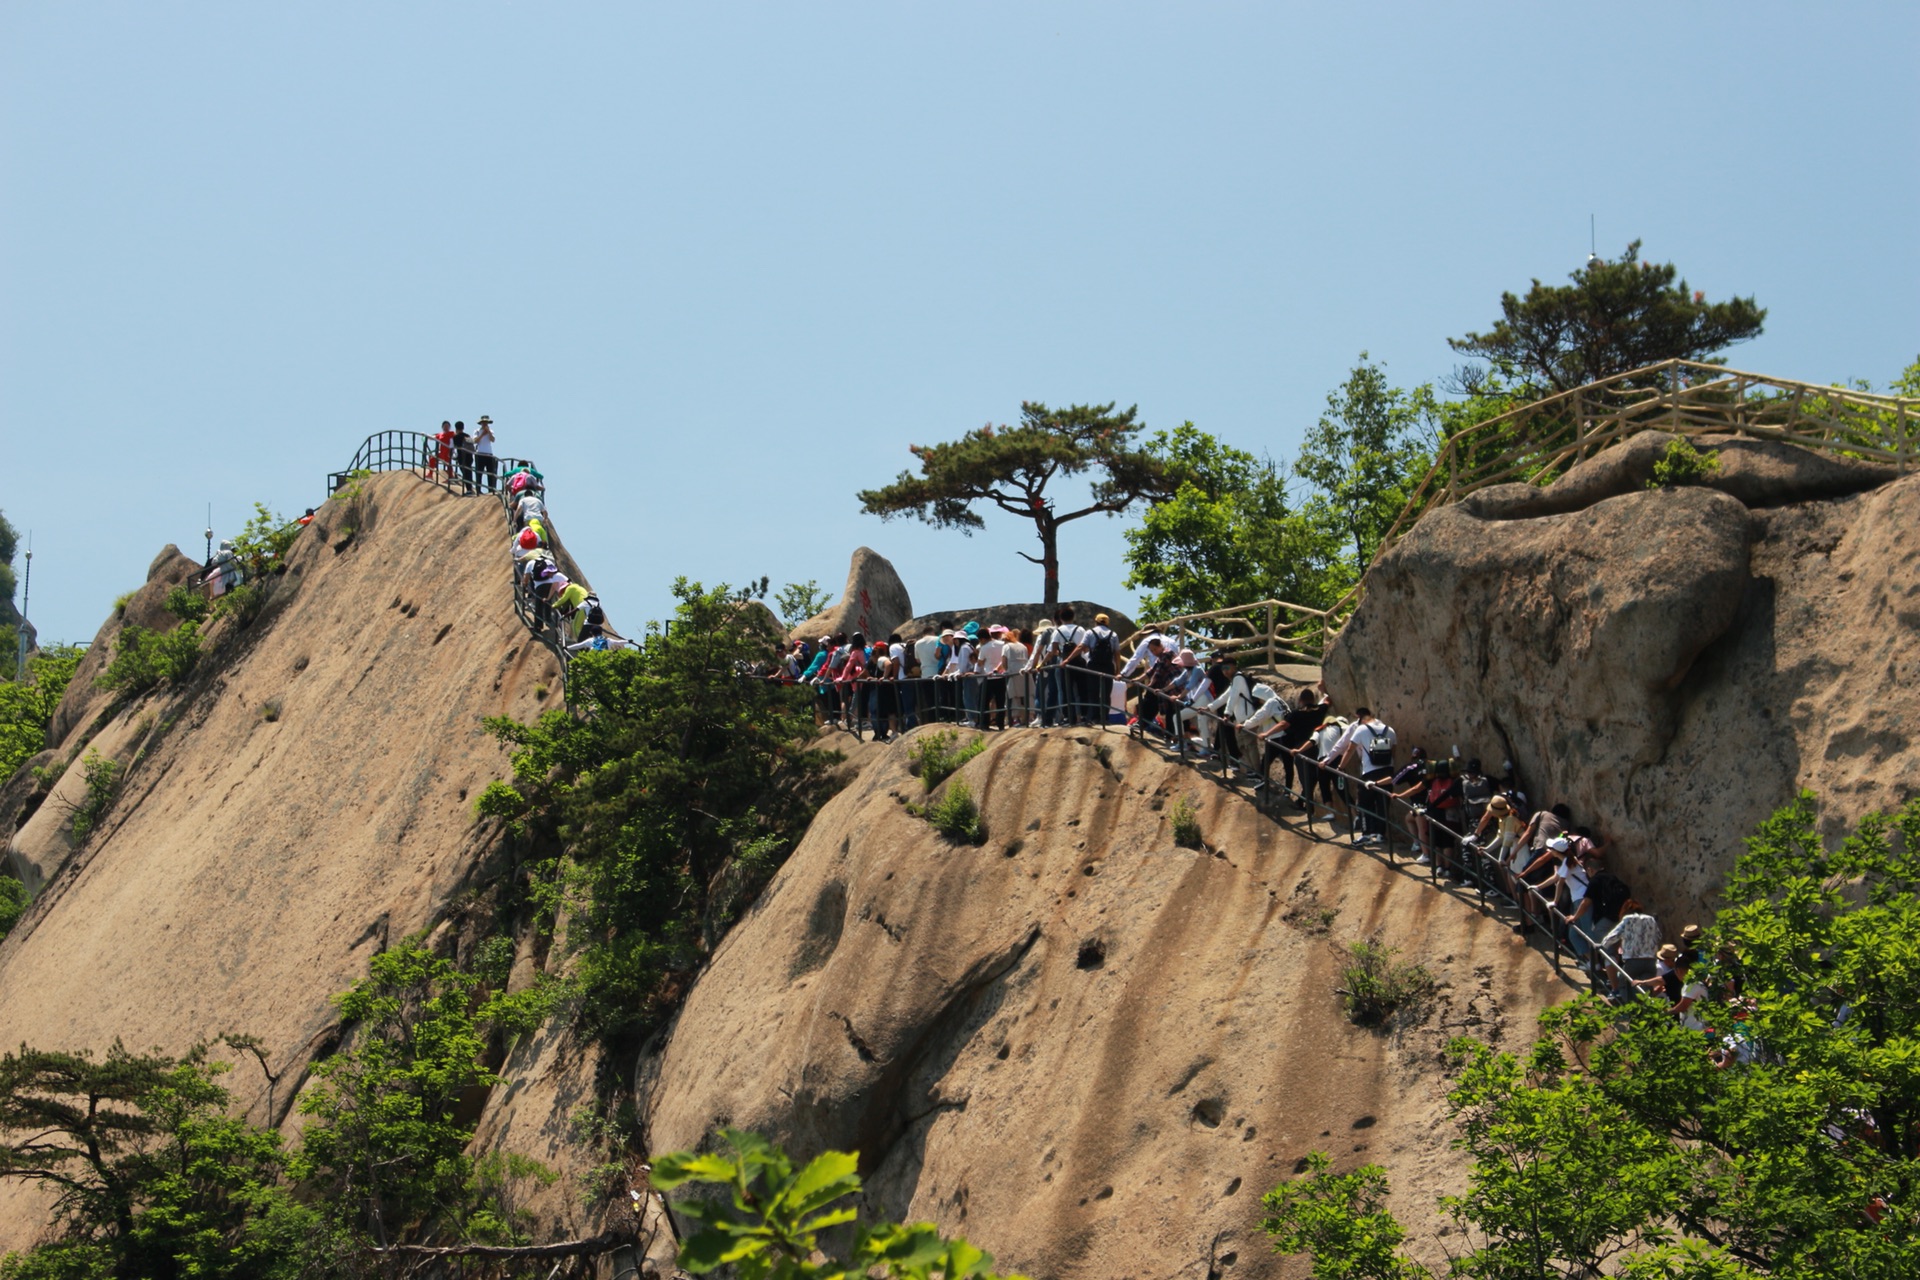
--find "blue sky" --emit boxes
[4,2,1915,644]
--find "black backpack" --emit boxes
[1086,626,1116,673]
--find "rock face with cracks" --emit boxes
[1326,435,1920,921]
[791,546,914,644]
[643,726,1572,1278]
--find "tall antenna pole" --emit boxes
[1587,214,1599,269]
[204,503,213,566]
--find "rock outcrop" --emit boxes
[791,548,913,643]
[896,600,1136,644]
[643,726,1572,1278]
[1327,436,1920,919]
[0,472,596,1247]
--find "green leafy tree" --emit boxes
[1124,423,1347,617]
[773,580,831,627]
[291,943,557,1251]
[1448,241,1766,395]
[480,579,841,1046]
[858,402,1181,604]
[0,510,19,631]
[0,1042,316,1280]
[653,1129,1024,1278]
[1261,792,1920,1280]
[0,647,83,780]
[1292,357,1438,573]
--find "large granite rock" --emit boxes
[1459,431,1899,521]
[643,727,1571,1278]
[791,548,913,643]
[896,600,1135,643]
[1328,438,1920,921]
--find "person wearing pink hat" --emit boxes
[978,624,1010,729]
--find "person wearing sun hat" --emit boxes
[473,416,498,492]
[978,624,1009,729]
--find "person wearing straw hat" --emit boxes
[473,416,498,492]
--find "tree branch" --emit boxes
[370,1229,629,1261]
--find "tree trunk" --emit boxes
[1038,517,1059,604]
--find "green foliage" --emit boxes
[1169,795,1203,850]
[0,647,83,781]
[211,583,268,629]
[1293,355,1438,572]
[920,778,985,845]
[1264,793,1920,1280]
[0,511,16,616]
[112,591,135,618]
[0,876,26,941]
[471,779,528,825]
[329,468,373,539]
[291,943,553,1249]
[907,728,986,790]
[773,580,830,626]
[162,585,209,624]
[1449,240,1766,395]
[95,622,200,696]
[1647,438,1723,489]
[67,750,122,843]
[1125,423,1347,618]
[1260,1152,1424,1280]
[652,1129,1024,1279]
[232,502,301,573]
[0,1042,317,1280]
[480,578,842,1046]
[859,401,1182,603]
[1335,939,1431,1026]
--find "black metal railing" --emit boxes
[329,430,533,499]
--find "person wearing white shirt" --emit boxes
[977,625,1009,729]
[473,416,499,493]
[913,631,942,722]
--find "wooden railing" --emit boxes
[1124,359,1917,666]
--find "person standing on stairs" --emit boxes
[474,417,498,492]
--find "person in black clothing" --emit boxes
[1271,689,1330,801]
[452,421,476,494]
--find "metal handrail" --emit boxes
[329,429,533,500]
[1117,671,1637,993]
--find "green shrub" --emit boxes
[1647,437,1722,489]
[95,622,200,695]
[68,750,122,843]
[162,584,209,623]
[1336,938,1432,1026]
[923,778,986,845]
[1170,796,1204,849]
[111,590,136,618]
[0,648,83,781]
[211,582,268,629]
[0,875,26,940]
[908,727,987,791]
[258,697,282,723]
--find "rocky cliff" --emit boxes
[642,727,1572,1278]
[0,473,596,1247]
[1325,432,1920,920]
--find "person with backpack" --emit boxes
[513,491,547,533]
[1332,707,1396,844]
[1198,656,1256,772]
[1074,613,1119,727]
[1045,607,1086,726]
[1294,712,1348,823]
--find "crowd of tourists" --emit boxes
[780,609,1743,1039]
[498,462,632,659]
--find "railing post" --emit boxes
[1265,604,1274,672]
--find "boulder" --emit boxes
[1457,432,1899,521]
[790,548,913,643]
[896,600,1135,644]
[1328,440,1920,921]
